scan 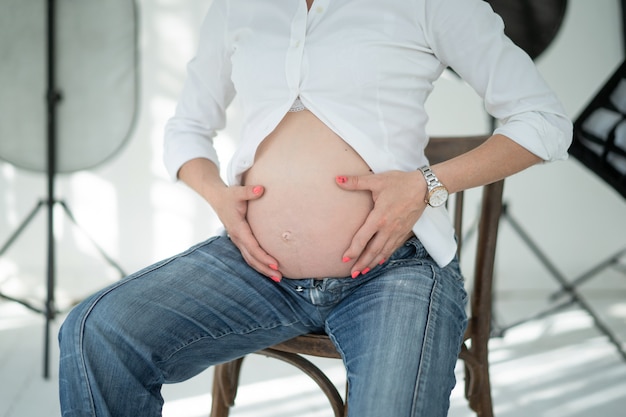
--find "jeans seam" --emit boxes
[74,295,101,416]
[69,250,191,416]
[73,279,145,417]
[411,264,438,417]
[325,326,348,394]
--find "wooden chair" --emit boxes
[210,135,503,417]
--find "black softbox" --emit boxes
[487,0,568,60]
[570,61,626,199]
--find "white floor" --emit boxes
[2,238,626,417]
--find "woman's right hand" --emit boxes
[212,184,283,282]
[178,158,282,282]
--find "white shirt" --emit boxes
[164,0,573,267]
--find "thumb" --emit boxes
[335,174,371,191]
[243,184,265,200]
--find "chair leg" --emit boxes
[210,357,245,417]
[460,341,493,417]
[465,361,493,417]
[476,372,494,417]
[344,383,349,417]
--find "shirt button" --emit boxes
[294,40,301,48]
[315,6,324,13]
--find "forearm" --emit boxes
[432,134,542,195]
[177,158,228,207]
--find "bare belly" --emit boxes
[243,110,373,279]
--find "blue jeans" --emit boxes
[58,235,467,417]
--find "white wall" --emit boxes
[0,0,624,307]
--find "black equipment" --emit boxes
[0,0,139,378]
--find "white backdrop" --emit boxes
[0,0,624,308]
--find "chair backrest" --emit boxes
[427,135,504,416]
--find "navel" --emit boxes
[281,231,293,242]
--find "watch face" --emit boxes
[429,188,448,207]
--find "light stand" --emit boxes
[492,57,626,361]
[0,0,129,379]
[45,0,61,379]
[489,203,626,361]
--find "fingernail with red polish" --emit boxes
[253,185,263,195]
[342,256,351,263]
[270,276,281,283]
[362,267,371,275]
[351,271,360,279]
[379,259,386,265]
[336,176,348,184]
[269,264,279,271]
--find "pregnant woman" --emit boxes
[58,0,572,416]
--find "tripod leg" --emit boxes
[0,200,46,256]
[502,207,626,362]
[58,200,126,278]
[503,206,574,292]
[550,247,626,301]
[0,292,46,314]
[0,200,47,312]
[0,199,58,378]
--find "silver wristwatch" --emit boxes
[418,166,449,207]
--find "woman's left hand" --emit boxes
[335,170,428,277]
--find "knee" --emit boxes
[58,293,112,354]
[59,298,92,351]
